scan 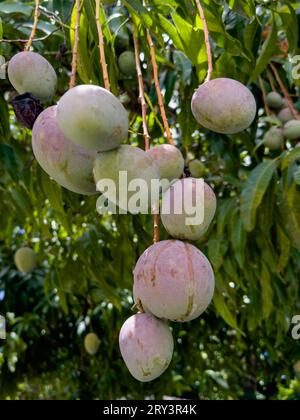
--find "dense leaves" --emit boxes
[0,0,300,400]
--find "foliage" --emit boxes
[0,0,300,400]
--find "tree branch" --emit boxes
[1,28,60,45]
[96,0,111,91]
[133,30,159,244]
[146,29,174,146]
[269,62,299,120]
[70,0,82,90]
[195,0,213,82]
[266,70,276,93]
[24,0,40,51]
[133,30,150,151]
[259,77,271,116]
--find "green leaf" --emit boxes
[172,12,203,67]
[0,96,10,141]
[0,145,17,180]
[156,14,185,51]
[228,0,256,19]
[281,148,300,170]
[279,4,299,54]
[38,168,71,232]
[278,184,300,251]
[260,263,273,319]
[0,1,33,16]
[249,16,277,83]
[208,237,228,271]
[230,212,246,268]
[293,165,300,185]
[214,290,240,331]
[277,225,291,273]
[122,0,153,27]
[241,160,277,232]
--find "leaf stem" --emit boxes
[133,30,150,151]
[133,29,160,244]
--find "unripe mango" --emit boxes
[133,240,215,322]
[278,108,293,124]
[119,313,174,382]
[191,78,257,134]
[84,333,101,355]
[93,145,159,213]
[32,106,97,195]
[283,120,300,140]
[266,92,284,110]
[161,178,216,241]
[56,85,129,151]
[8,52,57,102]
[146,145,184,182]
[118,51,136,77]
[188,160,206,178]
[14,247,37,274]
[263,127,284,151]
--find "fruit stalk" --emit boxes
[133,30,159,243]
[266,70,276,92]
[195,0,213,82]
[96,0,111,91]
[70,0,82,89]
[259,77,271,116]
[146,30,174,146]
[269,62,299,120]
[24,0,40,51]
[133,30,150,151]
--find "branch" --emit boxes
[70,0,82,90]
[146,30,174,146]
[1,28,60,45]
[24,0,40,51]
[133,30,150,151]
[133,30,159,244]
[266,70,276,93]
[259,77,271,116]
[96,0,111,91]
[195,0,213,82]
[269,62,300,120]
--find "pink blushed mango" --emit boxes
[32,106,97,195]
[8,52,57,102]
[191,78,257,134]
[119,313,174,382]
[133,240,215,322]
[146,144,184,182]
[56,85,129,151]
[161,178,217,241]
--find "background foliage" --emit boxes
[0,0,300,400]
